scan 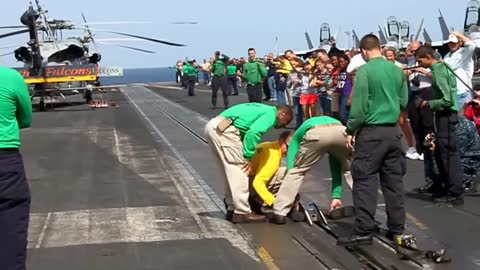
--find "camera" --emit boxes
[411,76,420,87]
[423,133,436,149]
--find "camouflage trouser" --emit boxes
[424,146,480,189]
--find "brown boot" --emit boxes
[231,212,267,224]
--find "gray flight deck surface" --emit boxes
[21,82,480,269]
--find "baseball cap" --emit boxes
[447,34,459,43]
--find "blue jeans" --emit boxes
[276,78,287,105]
[292,96,303,129]
[338,94,349,125]
[203,72,210,84]
[268,76,277,99]
[318,92,331,114]
[458,91,472,109]
[276,90,286,105]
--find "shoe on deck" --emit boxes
[231,213,266,224]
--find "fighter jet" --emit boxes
[296,23,358,58]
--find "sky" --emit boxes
[0,0,474,68]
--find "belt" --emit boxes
[309,123,343,130]
[0,148,19,154]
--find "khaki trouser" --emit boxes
[204,117,252,214]
[273,124,351,216]
[249,167,287,213]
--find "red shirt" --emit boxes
[464,105,480,134]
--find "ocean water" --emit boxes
[99,67,179,85]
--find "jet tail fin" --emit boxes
[304,31,314,49]
[438,9,450,40]
[352,29,360,48]
[414,18,424,41]
[423,29,432,43]
[378,25,387,44]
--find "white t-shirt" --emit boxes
[444,41,476,94]
[347,54,366,73]
[406,57,432,91]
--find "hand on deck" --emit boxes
[330,199,342,211]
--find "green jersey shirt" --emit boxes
[429,61,459,112]
[242,60,267,85]
[220,103,277,160]
[0,66,32,148]
[286,116,343,198]
[346,57,408,135]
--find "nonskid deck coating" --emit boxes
[22,91,266,270]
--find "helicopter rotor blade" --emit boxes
[95,38,144,42]
[0,25,27,29]
[97,41,156,53]
[74,26,186,47]
[171,21,198,24]
[106,31,186,47]
[0,29,30,39]
[0,44,26,50]
[81,21,151,25]
[0,52,14,57]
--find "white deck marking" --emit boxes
[122,86,259,262]
[28,206,200,249]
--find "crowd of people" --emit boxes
[203,32,480,247]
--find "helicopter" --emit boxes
[0,0,193,110]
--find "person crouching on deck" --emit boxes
[247,131,293,215]
[204,103,293,223]
[269,116,351,224]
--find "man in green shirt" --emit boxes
[269,116,351,224]
[204,103,293,223]
[0,66,32,270]
[182,58,198,96]
[210,51,229,109]
[415,45,464,205]
[242,48,267,103]
[337,34,408,247]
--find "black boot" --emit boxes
[268,214,286,224]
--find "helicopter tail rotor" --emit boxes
[81,11,97,51]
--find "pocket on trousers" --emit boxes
[304,132,320,141]
[351,138,380,180]
[351,152,372,180]
[221,144,244,164]
[293,147,309,166]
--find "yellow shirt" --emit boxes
[274,59,293,74]
[249,141,283,206]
